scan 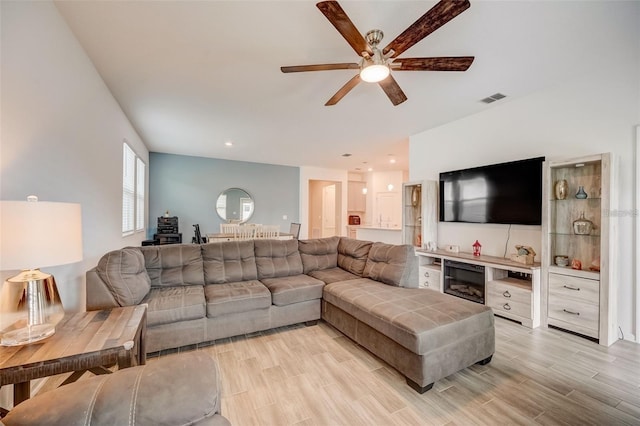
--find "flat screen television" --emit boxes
[439,156,545,225]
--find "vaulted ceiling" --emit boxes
[54,1,624,172]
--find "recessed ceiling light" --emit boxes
[368,167,373,172]
[390,158,396,164]
[224,141,233,147]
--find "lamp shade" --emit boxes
[0,199,83,271]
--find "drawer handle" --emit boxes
[502,290,511,298]
[424,282,430,287]
[563,285,580,291]
[424,272,430,277]
[563,309,580,316]
[503,303,511,311]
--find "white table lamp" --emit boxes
[0,196,83,346]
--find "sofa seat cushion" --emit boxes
[96,248,151,306]
[205,281,271,317]
[255,239,303,279]
[323,279,495,355]
[337,238,373,276]
[260,274,325,306]
[308,267,360,284]
[363,242,418,288]
[142,285,206,327]
[1,351,228,426]
[298,236,340,274]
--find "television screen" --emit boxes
[439,157,544,225]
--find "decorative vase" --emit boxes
[573,212,593,235]
[554,179,568,200]
[575,186,588,199]
[411,185,421,207]
[554,255,569,267]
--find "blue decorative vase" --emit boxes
[575,186,588,199]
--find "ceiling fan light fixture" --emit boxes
[360,64,389,83]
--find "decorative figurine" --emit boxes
[571,259,582,270]
[472,240,482,257]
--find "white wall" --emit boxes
[410,21,639,340]
[0,1,149,313]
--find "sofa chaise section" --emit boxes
[319,241,494,393]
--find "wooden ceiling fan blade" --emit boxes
[393,56,474,71]
[383,0,471,58]
[281,63,359,73]
[378,75,407,106]
[316,1,372,56]
[325,74,361,106]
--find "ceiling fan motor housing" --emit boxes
[365,29,384,47]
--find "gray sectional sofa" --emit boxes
[86,236,495,393]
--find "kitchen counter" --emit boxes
[355,226,402,244]
[356,226,401,231]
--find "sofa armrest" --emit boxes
[86,268,120,310]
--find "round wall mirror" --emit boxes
[215,188,254,223]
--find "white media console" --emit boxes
[415,249,541,328]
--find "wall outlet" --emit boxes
[445,245,459,253]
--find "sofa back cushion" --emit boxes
[96,248,151,306]
[140,244,204,287]
[298,236,340,274]
[363,242,418,288]
[254,239,303,279]
[202,240,258,284]
[337,237,373,277]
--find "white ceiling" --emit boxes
[53,1,624,173]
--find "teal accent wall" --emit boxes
[149,153,299,241]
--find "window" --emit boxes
[122,141,146,235]
[136,158,145,232]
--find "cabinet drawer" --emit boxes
[487,281,531,319]
[549,273,599,305]
[548,297,599,336]
[419,266,440,291]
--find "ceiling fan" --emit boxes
[281,0,474,106]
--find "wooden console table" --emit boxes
[0,305,146,410]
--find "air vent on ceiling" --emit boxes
[481,93,506,104]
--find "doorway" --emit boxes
[308,180,342,238]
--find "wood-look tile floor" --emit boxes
[39,317,640,425]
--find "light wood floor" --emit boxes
[38,317,640,425]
